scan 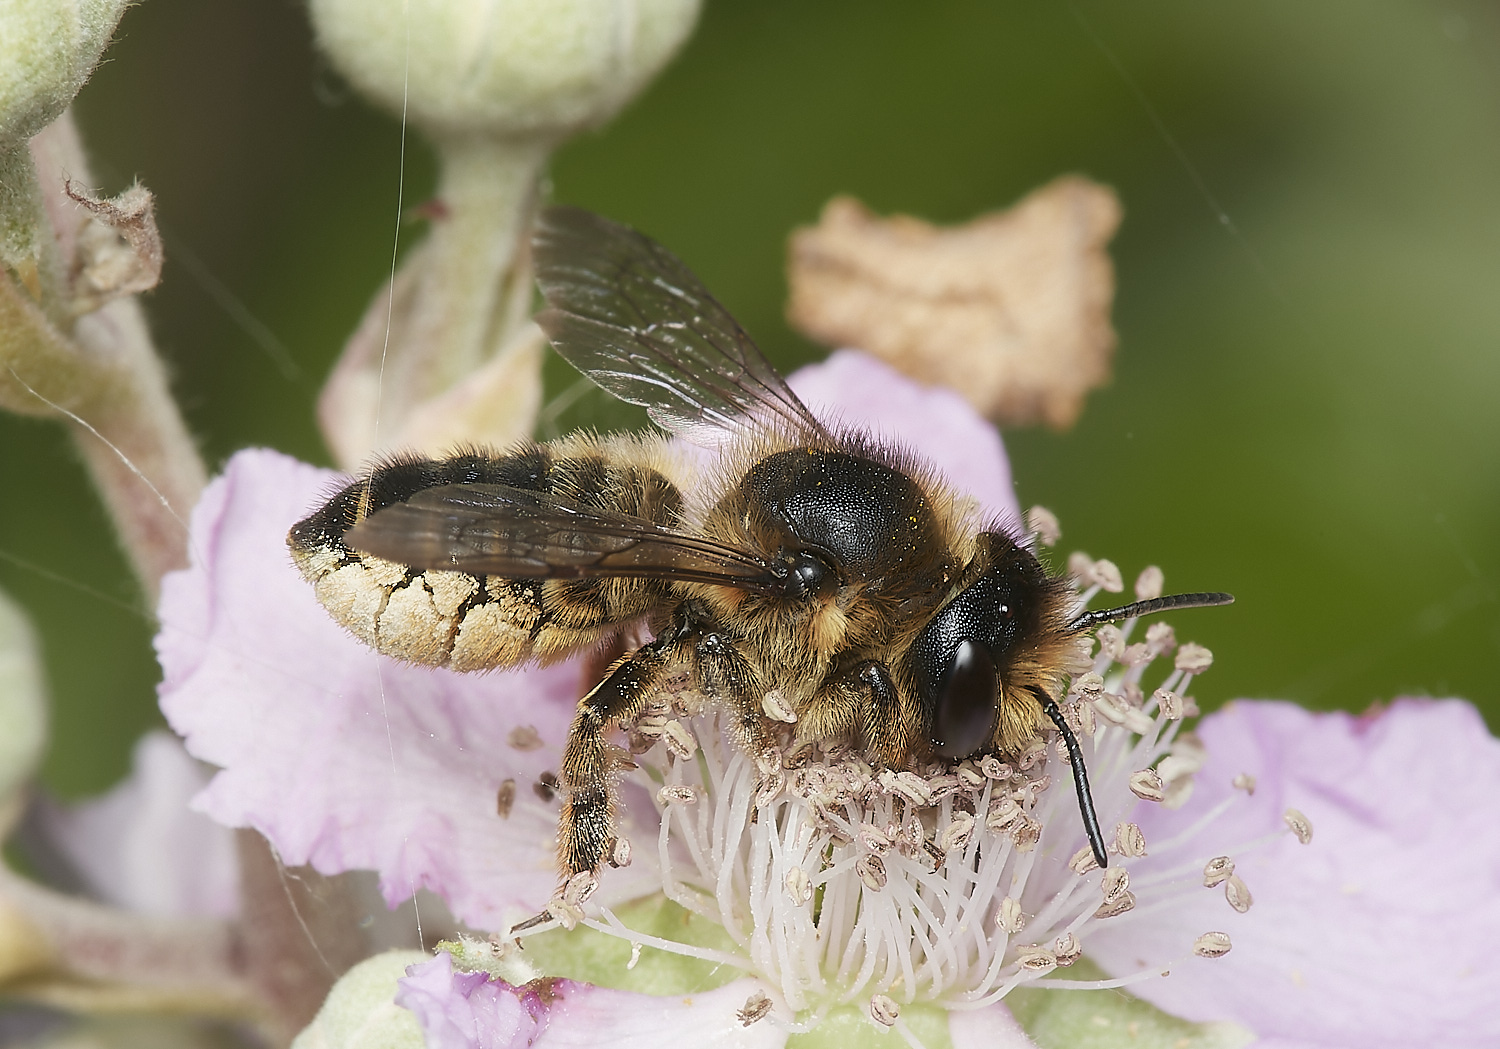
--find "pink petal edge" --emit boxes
[1087,697,1500,1049]
[397,953,788,1049]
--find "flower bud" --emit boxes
[0,0,130,146]
[309,0,701,141]
[291,951,430,1049]
[0,588,46,822]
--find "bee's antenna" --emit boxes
[1067,591,1234,634]
[1033,689,1108,868]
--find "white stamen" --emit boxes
[1232,773,1257,795]
[533,536,1313,1023]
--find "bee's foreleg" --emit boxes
[558,633,680,876]
[693,630,773,750]
[799,660,916,765]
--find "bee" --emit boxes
[287,206,1231,881]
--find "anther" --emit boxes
[869,995,900,1027]
[1027,505,1061,546]
[608,837,632,869]
[784,865,812,905]
[1224,873,1253,913]
[658,784,697,806]
[1094,891,1136,919]
[1144,621,1177,655]
[1054,932,1083,966]
[496,779,516,818]
[996,896,1026,933]
[737,991,772,1026]
[1101,866,1130,905]
[1093,558,1123,592]
[940,812,975,853]
[506,725,544,751]
[1129,769,1166,802]
[1202,856,1235,887]
[762,690,797,723]
[1016,945,1058,973]
[980,755,1012,779]
[1134,565,1164,600]
[1154,689,1183,720]
[1175,642,1214,672]
[1010,816,1042,852]
[1114,822,1147,857]
[856,854,887,891]
[1069,847,1100,875]
[661,719,697,760]
[1193,932,1233,958]
[1232,773,1257,795]
[1284,808,1314,844]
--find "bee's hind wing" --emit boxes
[533,205,831,447]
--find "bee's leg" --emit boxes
[558,627,686,876]
[693,630,772,751]
[798,660,917,766]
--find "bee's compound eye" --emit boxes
[930,639,999,758]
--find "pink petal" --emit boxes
[788,350,1021,526]
[156,449,661,928]
[37,730,238,917]
[1087,698,1500,1048]
[397,952,540,1049]
[397,954,787,1049]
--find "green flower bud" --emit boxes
[0,0,130,146]
[291,951,430,1049]
[0,587,46,823]
[308,0,701,142]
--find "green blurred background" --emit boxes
[2,0,1496,800]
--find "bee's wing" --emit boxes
[533,205,831,447]
[345,483,791,593]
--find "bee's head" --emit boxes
[909,534,1061,759]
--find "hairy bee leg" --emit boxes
[694,630,774,753]
[798,660,914,765]
[559,633,682,876]
[1037,690,1109,869]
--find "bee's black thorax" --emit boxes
[737,448,956,600]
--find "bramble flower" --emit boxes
[157,351,1361,1047]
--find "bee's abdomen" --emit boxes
[288,441,681,671]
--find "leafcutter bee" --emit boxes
[287,206,1231,879]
